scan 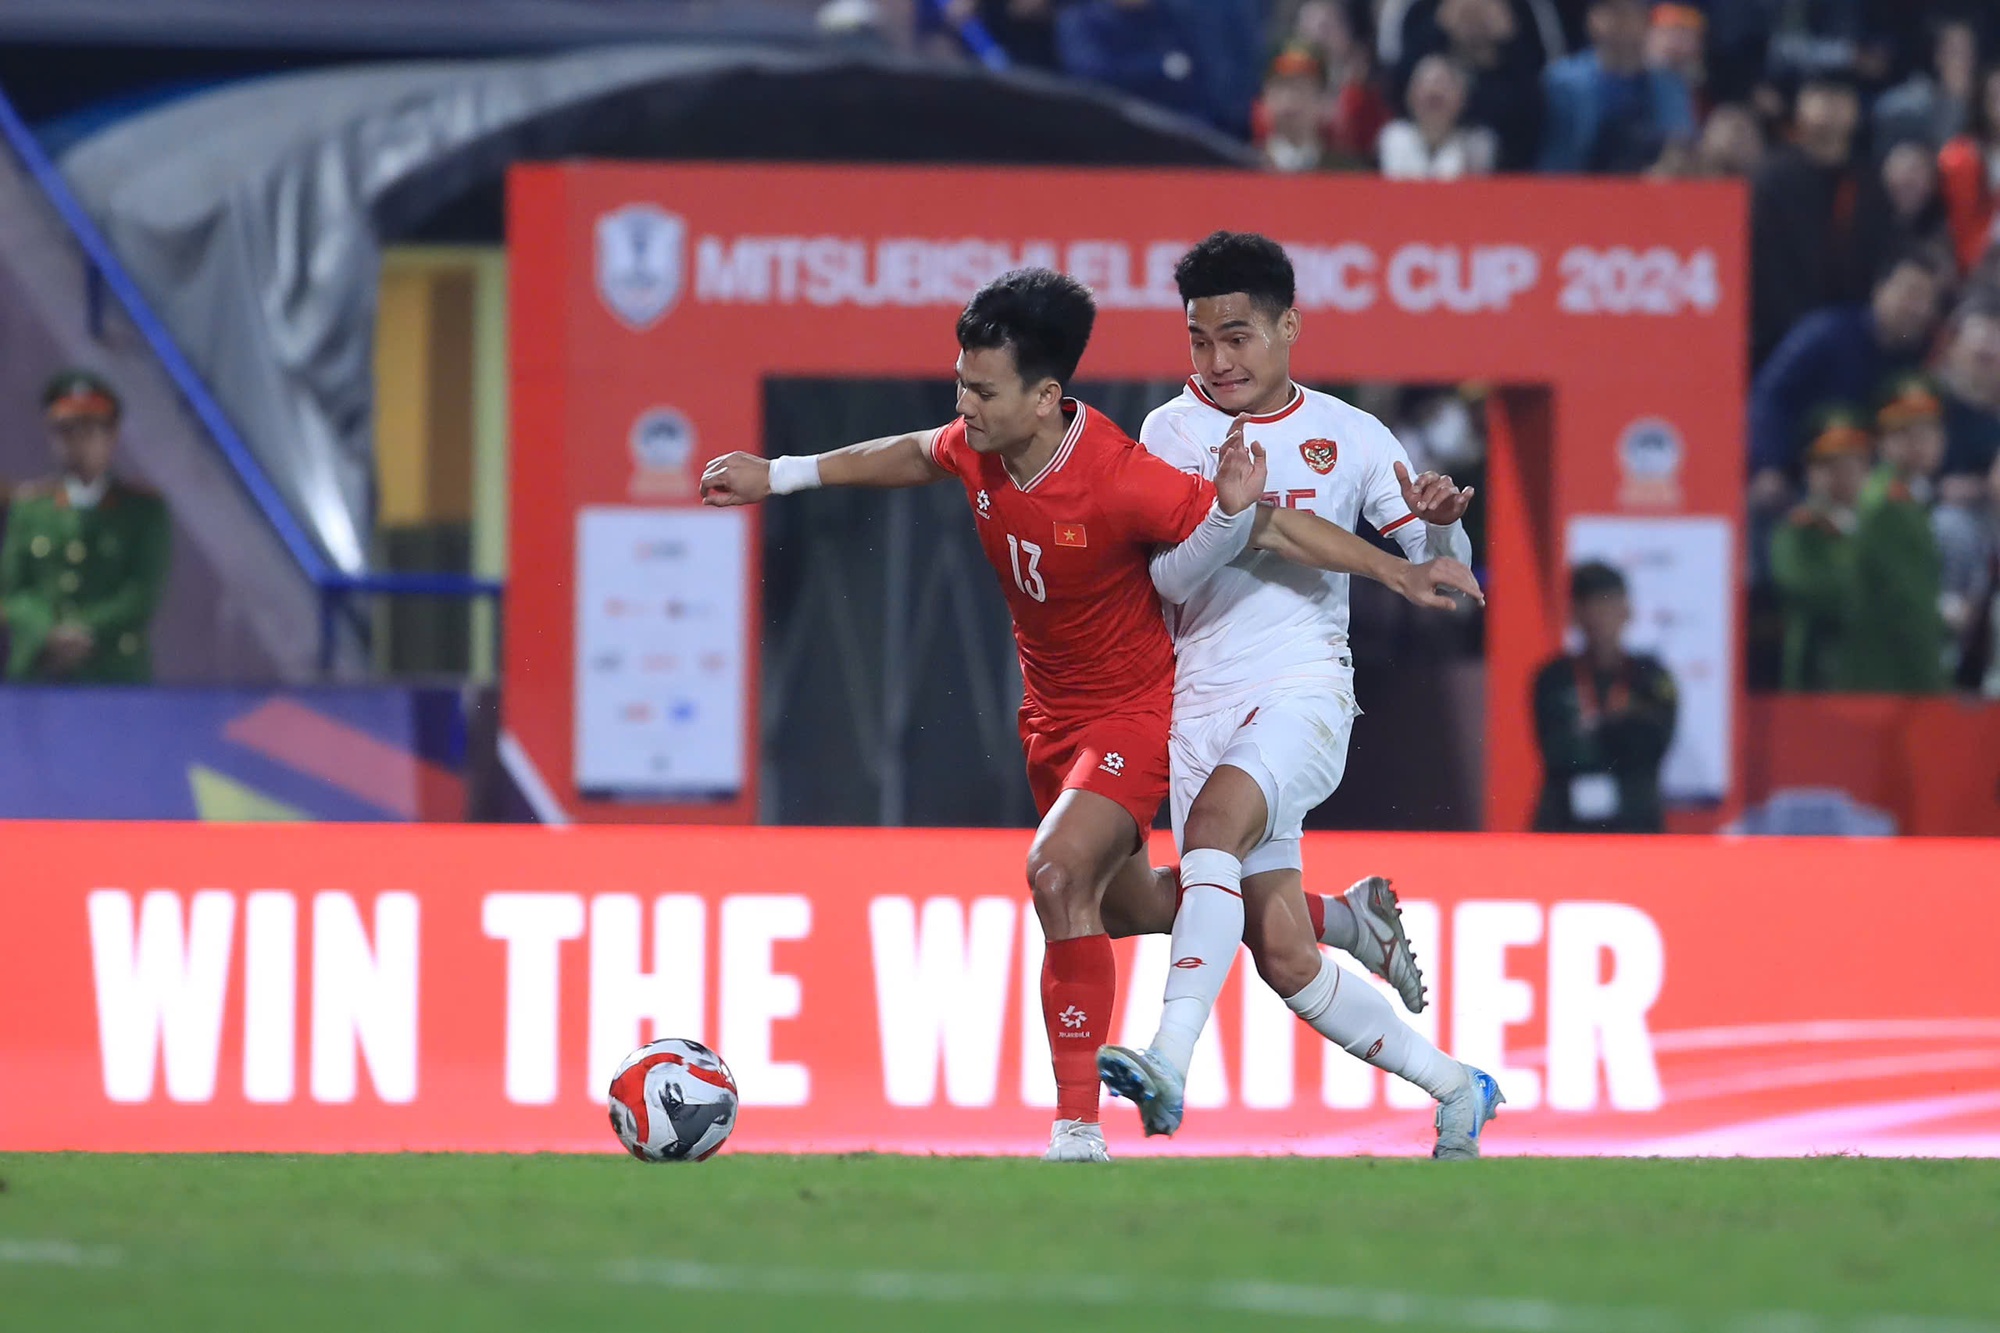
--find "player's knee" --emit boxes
[1026,851,1088,919]
[1181,799,1260,861]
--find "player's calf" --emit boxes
[1025,790,1137,1137]
[1121,765,1267,1111]
[1242,887,1325,999]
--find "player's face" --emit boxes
[1186,295,1300,415]
[955,346,1058,453]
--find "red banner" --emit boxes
[505,165,1747,827]
[3,824,1995,1157]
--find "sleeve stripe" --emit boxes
[1379,512,1419,536]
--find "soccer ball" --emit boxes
[607,1038,739,1162]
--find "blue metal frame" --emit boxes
[0,80,505,672]
[920,0,1011,71]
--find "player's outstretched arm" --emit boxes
[701,431,948,506]
[1147,431,1267,603]
[1254,505,1484,611]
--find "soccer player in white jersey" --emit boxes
[1097,231,1505,1158]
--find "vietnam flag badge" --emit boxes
[1054,522,1088,548]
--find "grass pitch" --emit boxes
[2,1154,1997,1332]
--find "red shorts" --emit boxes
[1019,700,1172,834]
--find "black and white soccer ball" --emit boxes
[607,1038,739,1163]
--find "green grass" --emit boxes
[2,1154,1998,1332]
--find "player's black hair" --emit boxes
[1570,561,1629,603]
[956,268,1096,388]
[1174,231,1296,321]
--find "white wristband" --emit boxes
[768,454,822,495]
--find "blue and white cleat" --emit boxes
[1096,1044,1185,1137]
[1432,1063,1505,1160]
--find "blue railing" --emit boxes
[920,0,1011,71]
[0,81,502,672]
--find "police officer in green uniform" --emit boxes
[1531,561,1678,834]
[1770,407,1870,691]
[0,371,169,683]
[1836,374,1948,693]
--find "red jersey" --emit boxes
[928,400,1215,721]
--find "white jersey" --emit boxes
[1140,378,1463,719]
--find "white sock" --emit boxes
[1318,895,1359,951]
[1151,847,1244,1077]
[1285,955,1465,1101]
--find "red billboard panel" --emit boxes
[3,824,1995,1156]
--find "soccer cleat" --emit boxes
[1432,1064,1505,1160]
[1043,1118,1111,1162]
[1342,875,1428,1014]
[1096,1045,1186,1137]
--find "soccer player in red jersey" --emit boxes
[702,269,1471,1160]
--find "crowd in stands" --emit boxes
[919,0,2000,697]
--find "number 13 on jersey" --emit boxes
[1007,534,1047,602]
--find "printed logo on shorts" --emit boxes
[1098,752,1125,776]
[1171,956,1204,970]
[1058,1005,1088,1030]
[1299,439,1338,475]
[976,489,992,519]
[1365,1036,1384,1060]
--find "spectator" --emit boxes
[1936,297,2000,485]
[1055,0,1205,125]
[1852,139,1954,290]
[1160,0,1268,138]
[1938,65,2000,275]
[0,371,169,684]
[1770,407,1871,691]
[1645,3,1708,118]
[1947,448,2000,694]
[1747,249,1943,502]
[1692,100,1766,176]
[1289,0,1393,160]
[1934,444,1996,658]
[1538,0,1695,174]
[1258,48,1335,172]
[1393,0,1548,170]
[1379,54,1500,178]
[1750,71,1866,365]
[1873,15,1979,151]
[1837,374,1949,694]
[1763,0,1884,86]
[1704,0,1780,108]
[1531,560,1678,834]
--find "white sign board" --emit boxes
[574,506,748,800]
[1565,514,1733,804]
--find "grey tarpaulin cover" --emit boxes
[58,45,1251,573]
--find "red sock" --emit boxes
[1306,891,1326,943]
[1041,934,1116,1123]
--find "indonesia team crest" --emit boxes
[595,204,685,330]
[1300,438,1338,474]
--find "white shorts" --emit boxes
[1168,683,1359,878]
